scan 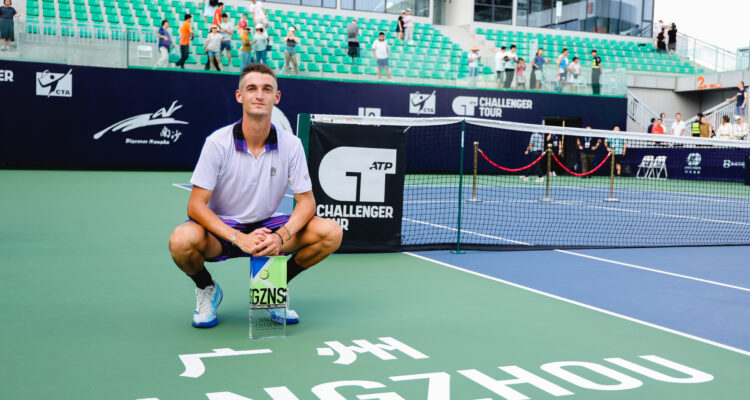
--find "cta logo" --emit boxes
[0,70,13,82]
[685,152,702,175]
[318,146,397,203]
[409,91,436,115]
[36,69,73,97]
[452,96,479,116]
[93,100,188,142]
[358,107,381,117]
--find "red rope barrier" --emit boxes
[551,153,611,176]
[479,150,546,172]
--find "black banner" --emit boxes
[309,122,406,252]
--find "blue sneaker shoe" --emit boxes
[268,308,299,324]
[192,281,222,328]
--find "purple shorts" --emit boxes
[190,214,290,262]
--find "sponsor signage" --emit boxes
[92,100,189,146]
[452,95,534,117]
[36,69,72,97]
[409,90,436,114]
[623,148,750,182]
[308,122,406,252]
[0,69,13,82]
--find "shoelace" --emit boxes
[196,287,215,314]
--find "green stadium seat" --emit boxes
[350,65,363,74]
[307,62,321,72]
[336,64,349,74]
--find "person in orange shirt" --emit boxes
[175,13,194,69]
[212,2,224,27]
[652,118,665,134]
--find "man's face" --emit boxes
[676,114,681,121]
[378,34,384,41]
[236,72,280,118]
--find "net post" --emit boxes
[604,150,619,202]
[451,121,466,254]
[471,141,478,201]
[539,143,553,202]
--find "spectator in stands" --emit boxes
[716,116,734,140]
[250,0,269,28]
[667,23,677,55]
[669,112,686,136]
[283,27,300,75]
[555,48,569,92]
[212,2,224,27]
[530,48,545,90]
[238,13,249,33]
[403,9,415,44]
[397,11,405,41]
[522,131,545,182]
[252,24,269,65]
[219,13,234,66]
[591,49,602,95]
[727,81,747,125]
[699,115,713,138]
[567,56,581,93]
[733,115,749,140]
[494,46,507,88]
[204,25,223,71]
[200,0,219,25]
[239,27,252,71]
[652,118,665,134]
[604,126,626,176]
[577,130,601,178]
[690,113,703,137]
[372,32,391,80]
[656,27,667,53]
[155,20,172,68]
[175,14,194,69]
[515,57,526,89]
[504,44,518,89]
[468,45,480,80]
[346,19,359,61]
[0,0,19,51]
[647,117,655,133]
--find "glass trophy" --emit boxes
[249,255,288,339]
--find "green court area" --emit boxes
[2,170,749,399]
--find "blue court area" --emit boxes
[402,179,750,248]
[416,246,750,354]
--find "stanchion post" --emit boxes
[604,150,619,202]
[539,143,553,202]
[472,141,478,201]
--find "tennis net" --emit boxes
[306,114,750,251]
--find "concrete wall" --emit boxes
[444,0,474,27]
[628,87,701,120]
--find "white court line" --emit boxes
[402,218,532,246]
[652,213,750,227]
[404,252,750,357]
[554,249,750,293]
[588,205,641,213]
[172,183,294,198]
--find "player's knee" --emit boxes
[323,218,343,251]
[169,223,206,255]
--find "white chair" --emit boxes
[648,155,668,179]
[137,45,153,64]
[636,155,654,178]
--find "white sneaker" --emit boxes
[520,176,529,181]
[268,308,300,324]
[535,177,545,182]
[192,281,223,328]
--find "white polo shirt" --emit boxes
[190,122,312,224]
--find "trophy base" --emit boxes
[249,306,286,339]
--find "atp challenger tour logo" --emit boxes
[452,95,533,117]
[92,100,188,145]
[317,147,397,230]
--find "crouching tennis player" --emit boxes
[169,63,342,328]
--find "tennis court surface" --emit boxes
[2,170,749,400]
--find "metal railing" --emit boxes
[627,90,665,129]
[674,31,748,72]
[685,99,738,133]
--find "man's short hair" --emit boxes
[161,19,168,26]
[239,63,277,86]
[378,31,385,36]
[562,48,568,52]
[675,112,681,116]
[218,2,224,6]
[184,13,192,21]
[657,118,663,122]
[221,13,227,18]
[650,118,656,123]
[591,49,597,54]
[572,56,579,61]
[697,112,704,118]
[510,44,517,49]
[500,46,506,50]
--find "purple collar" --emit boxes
[232,121,279,152]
